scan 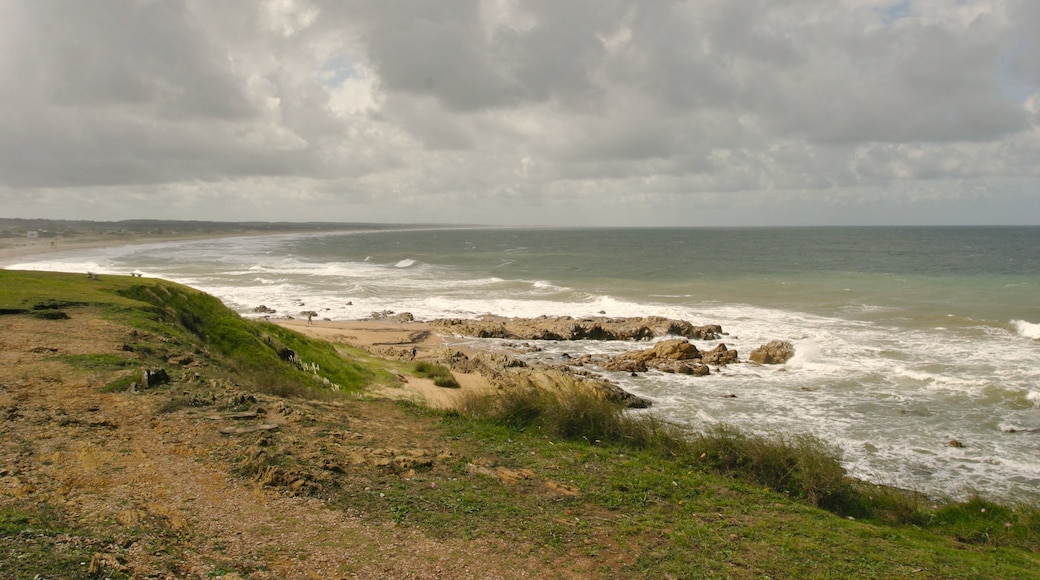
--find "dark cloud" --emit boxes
[0,0,1036,225]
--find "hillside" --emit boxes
[2,270,1038,579]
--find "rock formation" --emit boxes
[601,338,724,376]
[749,340,795,364]
[438,347,652,408]
[431,315,723,342]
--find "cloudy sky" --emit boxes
[1,0,1038,226]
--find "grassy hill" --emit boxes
[1,269,1038,578]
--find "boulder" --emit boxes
[749,340,795,364]
[603,339,711,376]
[650,339,701,360]
[702,344,739,365]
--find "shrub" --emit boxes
[457,388,856,510]
[926,496,1040,550]
[413,362,459,388]
[455,387,689,457]
[688,424,854,509]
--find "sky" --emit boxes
[1,0,1038,227]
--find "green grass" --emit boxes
[0,503,130,579]
[413,361,460,388]
[0,270,386,400]
[450,386,1040,557]
[332,401,1040,578]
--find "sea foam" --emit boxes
[1011,319,1040,340]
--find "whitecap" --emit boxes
[394,259,417,268]
[1011,319,1040,340]
[785,341,820,368]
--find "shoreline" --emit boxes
[0,229,315,268]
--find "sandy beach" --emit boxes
[0,230,276,268]
[0,233,149,267]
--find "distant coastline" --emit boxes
[0,218,447,268]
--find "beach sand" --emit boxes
[0,230,271,268]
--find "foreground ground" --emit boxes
[2,270,1039,579]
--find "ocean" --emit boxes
[8,226,1040,499]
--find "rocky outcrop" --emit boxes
[749,340,795,364]
[701,343,739,365]
[369,310,416,322]
[431,315,723,342]
[437,347,651,408]
[602,338,716,376]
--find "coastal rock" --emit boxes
[440,348,650,408]
[749,340,795,364]
[253,305,276,314]
[649,339,701,360]
[701,344,739,365]
[602,339,712,376]
[431,315,723,342]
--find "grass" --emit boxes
[450,386,1040,555]
[0,270,383,400]
[57,353,138,370]
[341,400,1040,578]
[413,360,460,388]
[0,503,130,579]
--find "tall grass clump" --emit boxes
[925,496,1040,550]
[413,361,460,388]
[456,388,862,511]
[688,423,855,510]
[455,387,690,457]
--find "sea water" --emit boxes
[9,226,1040,499]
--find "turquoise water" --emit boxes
[9,226,1040,498]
